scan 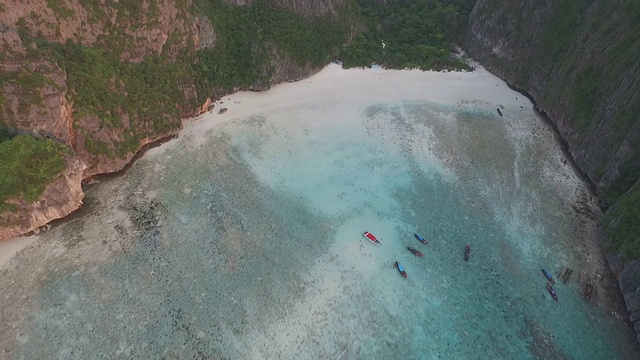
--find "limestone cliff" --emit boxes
[0,0,359,240]
[466,0,640,199]
[0,156,86,240]
[1,0,201,176]
[465,0,640,341]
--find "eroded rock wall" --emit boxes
[466,0,640,195]
[465,0,640,342]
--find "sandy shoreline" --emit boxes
[150,62,533,155]
[0,235,36,268]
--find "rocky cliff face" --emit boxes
[466,0,640,199]
[0,0,357,240]
[0,156,86,240]
[0,1,205,239]
[465,0,640,341]
[1,0,202,174]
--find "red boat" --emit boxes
[407,246,423,257]
[363,231,381,246]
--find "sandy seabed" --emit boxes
[1,63,639,359]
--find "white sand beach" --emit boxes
[0,235,36,268]
[165,62,533,151]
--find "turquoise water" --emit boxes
[9,74,640,359]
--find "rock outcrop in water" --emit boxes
[465,0,640,341]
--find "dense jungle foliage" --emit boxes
[341,0,476,70]
[0,135,68,212]
[194,0,351,92]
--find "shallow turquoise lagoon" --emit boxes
[11,69,640,359]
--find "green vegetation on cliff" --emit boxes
[0,123,11,142]
[48,42,191,158]
[542,1,640,263]
[194,1,351,92]
[602,181,640,264]
[0,135,68,212]
[466,1,640,318]
[596,2,640,208]
[540,0,590,63]
[340,0,475,70]
[478,0,640,206]
[15,41,191,159]
[572,66,601,132]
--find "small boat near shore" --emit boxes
[541,268,555,284]
[363,231,381,246]
[407,246,423,257]
[395,261,407,278]
[547,283,558,301]
[415,233,428,244]
[464,243,471,261]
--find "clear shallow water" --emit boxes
[10,72,640,359]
